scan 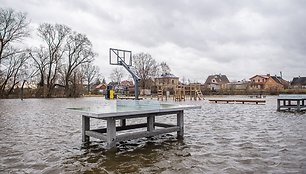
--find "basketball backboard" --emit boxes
[109,48,132,66]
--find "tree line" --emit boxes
[0,8,172,98]
[0,8,100,98]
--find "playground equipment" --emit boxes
[105,85,115,100]
[173,85,186,101]
[185,83,203,100]
[109,48,141,100]
[157,85,164,101]
[156,83,204,101]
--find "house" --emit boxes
[94,83,107,94]
[250,74,288,91]
[225,80,250,90]
[249,75,269,90]
[291,77,306,89]
[265,76,288,90]
[204,74,230,91]
[154,73,179,92]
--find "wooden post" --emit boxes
[277,99,280,111]
[106,117,116,149]
[177,110,184,139]
[147,115,155,132]
[82,115,90,142]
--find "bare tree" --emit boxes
[0,8,29,65]
[0,8,30,98]
[37,23,71,97]
[160,61,171,75]
[133,52,158,89]
[82,62,99,94]
[28,46,48,97]
[110,67,125,84]
[0,52,29,97]
[63,32,95,97]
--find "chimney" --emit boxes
[267,74,270,77]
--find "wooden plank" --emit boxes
[209,99,265,104]
[116,127,180,142]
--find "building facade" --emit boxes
[204,74,230,91]
[250,74,288,91]
[291,77,306,89]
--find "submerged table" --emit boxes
[277,95,306,112]
[69,100,200,149]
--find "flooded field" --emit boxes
[1,96,306,173]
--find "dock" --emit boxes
[277,95,306,112]
[209,99,266,104]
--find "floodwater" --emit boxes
[0,96,306,173]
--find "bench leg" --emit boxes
[120,119,126,127]
[277,99,280,111]
[82,115,90,142]
[106,118,116,149]
[177,111,184,139]
[147,115,155,132]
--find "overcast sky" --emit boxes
[2,0,306,82]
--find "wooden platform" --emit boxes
[277,96,306,112]
[209,99,266,104]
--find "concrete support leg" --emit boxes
[147,115,155,132]
[106,118,116,149]
[82,115,90,142]
[277,99,280,111]
[177,111,184,139]
[120,119,126,127]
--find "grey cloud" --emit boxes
[1,0,306,81]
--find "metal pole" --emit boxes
[134,78,139,100]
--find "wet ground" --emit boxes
[0,96,306,173]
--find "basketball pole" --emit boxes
[110,48,141,100]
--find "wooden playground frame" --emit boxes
[157,83,204,101]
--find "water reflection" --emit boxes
[65,135,187,173]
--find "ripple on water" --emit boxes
[1,96,306,173]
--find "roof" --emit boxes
[204,74,230,85]
[161,73,177,78]
[95,83,107,89]
[250,75,270,80]
[291,77,306,86]
[271,76,288,86]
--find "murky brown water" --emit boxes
[1,96,306,173]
